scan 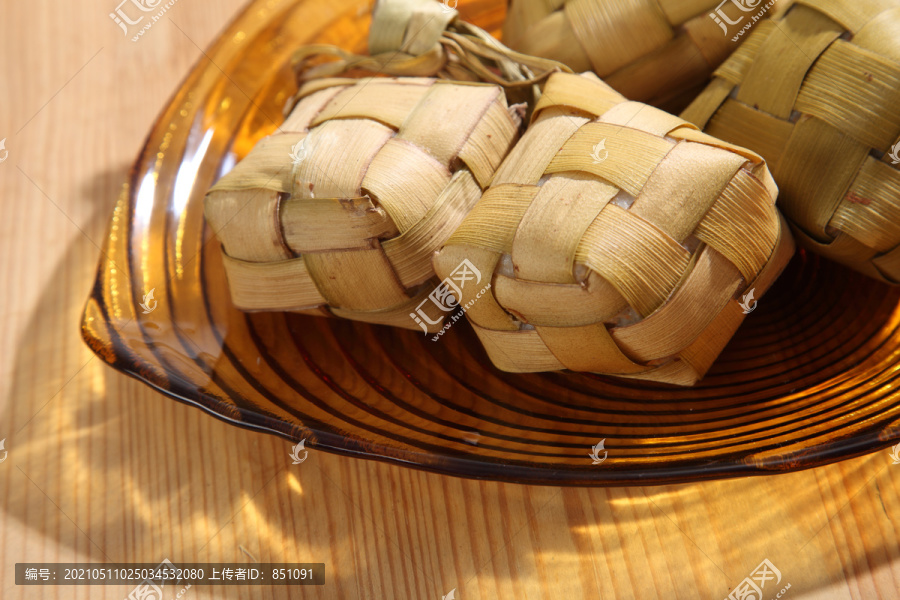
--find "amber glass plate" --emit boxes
[82,0,900,486]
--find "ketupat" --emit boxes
[204,77,521,332]
[434,72,794,386]
[502,0,789,107]
[683,0,900,283]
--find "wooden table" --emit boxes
[1,1,899,598]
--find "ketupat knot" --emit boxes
[205,77,521,332]
[434,72,795,386]
[286,0,572,115]
[683,0,900,283]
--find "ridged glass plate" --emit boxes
[81,0,900,486]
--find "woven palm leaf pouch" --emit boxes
[434,72,795,386]
[682,0,900,284]
[204,0,568,333]
[502,0,791,108]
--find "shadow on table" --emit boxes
[0,167,364,598]
[546,459,896,597]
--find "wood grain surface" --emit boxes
[1,0,900,598]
